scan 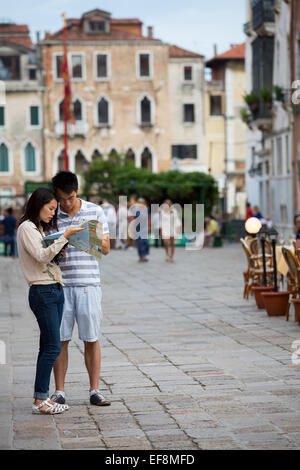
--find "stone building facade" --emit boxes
[206,43,247,217]
[168,45,206,173]
[41,8,172,180]
[0,21,44,208]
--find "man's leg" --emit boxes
[84,340,101,391]
[53,340,70,392]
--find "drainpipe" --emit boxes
[291,0,300,213]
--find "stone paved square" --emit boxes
[1,244,300,450]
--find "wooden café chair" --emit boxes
[240,238,273,300]
[281,246,300,321]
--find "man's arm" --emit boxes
[102,233,110,255]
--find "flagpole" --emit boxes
[62,12,69,171]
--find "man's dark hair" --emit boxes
[52,171,78,195]
[6,207,13,216]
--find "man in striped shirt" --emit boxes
[50,171,111,407]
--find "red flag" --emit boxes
[61,13,74,170]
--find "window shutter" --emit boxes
[0,143,9,172]
[25,143,36,172]
[0,107,4,126]
[30,106,39,126]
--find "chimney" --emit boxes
[36,31,40,43]
[214,44,218,56]
[148,26,153,38]
[45,31,51,39]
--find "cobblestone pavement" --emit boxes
[1,244,300,450]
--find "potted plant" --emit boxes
[252,286,274,309]
[292,298,300,324]
[260,227,290,317]
[260,86,273,109]
[273,85,284,103]
[261,291,290,316]
[243,91,260,113]
[240,107,251,124]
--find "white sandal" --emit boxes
[45,398,69,411]
[32,399,66,415]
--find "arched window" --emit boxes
[141,147,152,171]
[25,142,36,172]
[59,101,64,121]
[92,149,102,161]
[0,143,9,172]
[75,150,89,175]
[125,148,135,165]
[73,99,82,121]
[98,97,109,124]
[141,96,151,125]
[58,150,65,171]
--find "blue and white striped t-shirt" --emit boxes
[57,199,109,286]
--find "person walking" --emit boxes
[17,187,84,414]
[245,202,253,222]
[116,199,128,249]
[253,205,263,219]
[50,171,111,407]
[160,200,181,262]
[2,207,17,257]
[102,200,117,249]
[151,208,161,248]
[130,198,150,262]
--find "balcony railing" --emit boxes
[252,0,275,32]
[250,100,272,131]
[54,121,89,138]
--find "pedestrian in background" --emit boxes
[245,202,253,221]
[1,207,17,257]
[151,208,161,248]
[102,200,117,249]
[131,198,150,262]
[161,199,181,262]
[253,205,263,219]
[116,199,128,249]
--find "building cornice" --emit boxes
[41,40,164,46]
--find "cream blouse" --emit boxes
[17,220,68,286]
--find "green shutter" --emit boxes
[0,143,9,172]
[25,143,36,171]
[0,107,4,126]
[30,106,39,126]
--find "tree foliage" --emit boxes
[82,154,219,214]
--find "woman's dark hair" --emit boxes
[52,171,78,195]
[18,187,57,231]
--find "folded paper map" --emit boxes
[43,220,103,260]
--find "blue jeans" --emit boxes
[136,237,149,258]
[28,283,64,400]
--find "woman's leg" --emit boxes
[162,238,170,260]
[169,237,175,261]
[29,285,63,406]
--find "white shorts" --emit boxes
[60,286,103,342]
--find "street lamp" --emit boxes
[258,225,269,286]
[245,217,262,236]
[268,226,279,292]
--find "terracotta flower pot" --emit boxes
[252,286,274,309]
[292,299,300,324]
[261,291,290,317]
